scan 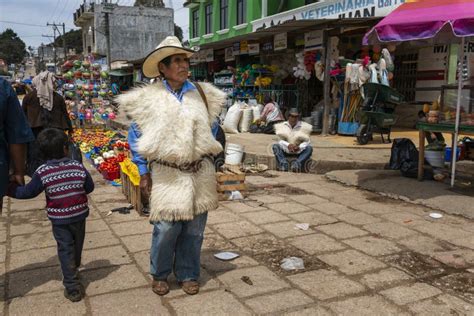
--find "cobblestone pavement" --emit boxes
[1,170,473,315]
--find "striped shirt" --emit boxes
[9,158,94,224]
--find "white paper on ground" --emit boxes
[214,252,240,261]
[295,223,309,231]
[429,212,443,219]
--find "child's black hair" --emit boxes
[37,128,69,160]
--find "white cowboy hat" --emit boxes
[142,36,195,78]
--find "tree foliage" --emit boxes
[53,29,83,54]
[0,28,27,64]
[174,23,183,42]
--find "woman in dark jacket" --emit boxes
[22,73,72,176]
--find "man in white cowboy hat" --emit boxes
[272,108,313,172]
[119,36,226,296]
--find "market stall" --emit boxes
[364,0,474,186]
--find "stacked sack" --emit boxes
[222,101,263,134]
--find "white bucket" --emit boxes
[225,143,244,165]
[425,150,444,168]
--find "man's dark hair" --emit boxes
[263,95,273,104]
[37,128,69,160]
[158,55,172,78]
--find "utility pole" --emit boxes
[62,23,67,59]
[321,31,332,136]
[47,22,67,65]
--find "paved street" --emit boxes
[1,169,473,315]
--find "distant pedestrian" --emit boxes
[22,71,72,176]
[8,128,94,302]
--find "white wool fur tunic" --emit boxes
[118,81,226,222]
[274,121,312,145]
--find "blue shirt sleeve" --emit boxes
[84,168,95,194]
[211,120,219,139]
[4,80,34,144]
[9,172,44,199]
[128,123,149,176]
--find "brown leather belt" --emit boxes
[149,155,212,173]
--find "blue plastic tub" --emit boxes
[338,122,360,135]
[445,147,461,162]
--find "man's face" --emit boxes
[158,54,190,84]
[288,114,299,126]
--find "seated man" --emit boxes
[272,108,313,172]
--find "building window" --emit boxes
[192,9,199,38]
[220,0,228,30]
[236,0,246,25]
[205,4,212,34]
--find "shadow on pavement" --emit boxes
[2,257,119,300]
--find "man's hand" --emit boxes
[9,174,25,186]
[139,173,152,200]
[288,144,298,153]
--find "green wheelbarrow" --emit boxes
[356,83,404,145]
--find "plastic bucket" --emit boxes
[225,143,244,165]
[425,150,444,168]
[444,147,461,162]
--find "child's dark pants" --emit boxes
[52,220,86,292]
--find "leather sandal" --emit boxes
[180,280,199,295]
[152,280,169,296]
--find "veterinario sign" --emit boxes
[253,0,405,31]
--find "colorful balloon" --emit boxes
[108,112,116,120]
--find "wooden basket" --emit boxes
[216,165,247,201]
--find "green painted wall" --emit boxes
[188,0,311,47]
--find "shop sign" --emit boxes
[204,49,214,62]
[225,47,235,61]
[248,43,260,55]
[240,41,249,54]
[274,33,287,51]
[233,42,241,55]
[252,0,405,31]
[304,30,323,51]
[262,42,273,52]
[295,35,305,47]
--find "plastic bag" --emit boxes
[280,257,305,271]
[389,138,433,179]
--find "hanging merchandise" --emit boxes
[315,61,324,81]
[369,64,379,84]
[293,52,312,80]
[61,57,116,129]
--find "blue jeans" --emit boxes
[150,212,207,282]
[52,220,86,292]
[272,144,313,171]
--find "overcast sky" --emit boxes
[0,0,189,49]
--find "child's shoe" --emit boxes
[64,288,82,302]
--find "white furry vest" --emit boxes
[274,121,312,145]
[118,81,226,222]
